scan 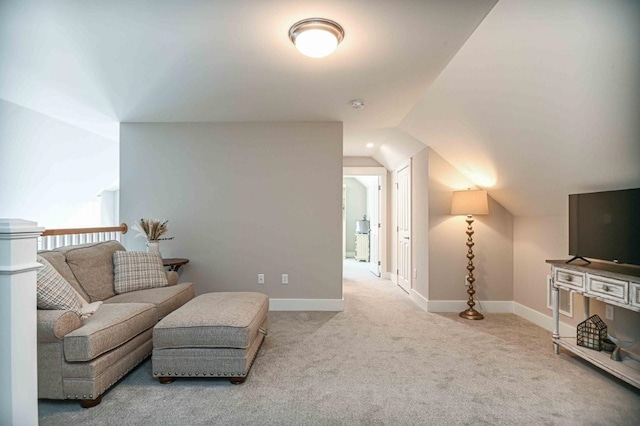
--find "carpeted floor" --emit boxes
[39,259,640,425]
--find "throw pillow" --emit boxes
[113,251,168,294]
[36,256,83,314]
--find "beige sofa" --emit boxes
[37,241,194,407]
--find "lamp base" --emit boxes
[459,308,484,320]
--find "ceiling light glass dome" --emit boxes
[289,18,344,58]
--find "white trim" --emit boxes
[343,167,387,177]
[409,292,577,337]
[390,272,397,285]
[426,300,514,313]
[513,302,576,337]
[269,298,344,312]
[343,166,388,278]
[0,262,42,275]
[410,289,429,312]
[381,271,391,279]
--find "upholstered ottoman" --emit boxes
[152,292,268,384]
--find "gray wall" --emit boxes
[120,122,343,301]
[343,178,367,257]
[427,149,513,302]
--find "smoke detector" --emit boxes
[350,99,365,110]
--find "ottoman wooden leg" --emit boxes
[80,395,102,408]
[159,376,175,384]
[229,376,246,385]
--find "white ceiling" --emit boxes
[400,0,640,216]
[0,0,497,153]
[4,1,637,218]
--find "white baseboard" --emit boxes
[410,289,429,312]
[513,302,576,337]
[424,300,514,313]
[269,298,344,312]
[410,296,576,336]
[390,272,397,285]
[381,271,391,279]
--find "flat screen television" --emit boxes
[568,188,640,266]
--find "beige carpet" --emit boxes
[39,259,640,425]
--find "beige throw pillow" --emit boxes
[113,251,168,294]
[36,256,83,314]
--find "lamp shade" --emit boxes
[451,189,489,215]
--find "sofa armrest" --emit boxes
[37,310,82,342]
[166,271,179,286]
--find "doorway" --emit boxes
[342,167,388,278]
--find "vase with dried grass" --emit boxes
[133,218,174,256]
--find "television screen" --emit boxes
[569,188,640,266]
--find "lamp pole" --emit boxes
[459,214,484,320]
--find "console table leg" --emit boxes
[552,284,560,341]
[553,341,559,355]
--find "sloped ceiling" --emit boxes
[2,1,638,218]
[401,0,640,216]
[0,0,496,144]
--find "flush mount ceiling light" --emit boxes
[289,18,344,58]
[350,99,365,109]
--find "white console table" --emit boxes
[547,259,640,388]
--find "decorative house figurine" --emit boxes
[576,314,607,351]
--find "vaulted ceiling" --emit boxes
[0,0,496,146]
[2,0,639,217]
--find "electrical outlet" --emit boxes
[464,275,470,286]
[605,305,614,321]
[258,274,264,284]
[413,268,417,279]
[282,274,288,285]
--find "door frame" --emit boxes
[343,167,388,279]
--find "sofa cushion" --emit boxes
[60,241,125,302]
[113,251,168,294]
[63,303,157,362]
[38,250,91,302]
[36,256,83,314]
[104,282,194,320]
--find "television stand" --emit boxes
[547,259,640,389]
[565,256,591,265]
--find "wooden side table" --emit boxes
[163,258,189,273]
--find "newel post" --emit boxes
[0,219,43,426]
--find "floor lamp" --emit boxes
[451,189,489,320]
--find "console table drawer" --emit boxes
[631,283,640,308]
[587,275,628,303]
[554,267,585,290]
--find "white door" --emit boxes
[342,185,347,259]
[397,163,411,293]
[369,177,381,276]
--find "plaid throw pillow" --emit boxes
[113,251,168,294]
[36,256,82,314]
